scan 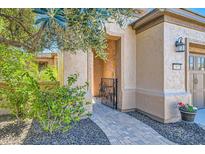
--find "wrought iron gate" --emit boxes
[99,78,117,109]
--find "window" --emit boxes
[196,57,205,71]
[38,62,48,71]
[200,57,205,71]
[190,55,205,71]
[197,57,201,70]
[189,56,194,70]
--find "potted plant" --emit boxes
[177,102,198,122]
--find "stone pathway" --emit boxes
[91,102,175,145]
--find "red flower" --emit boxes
[178,102,185,107]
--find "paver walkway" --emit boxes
[91,102,175,145]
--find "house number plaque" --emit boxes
[172,63,182,70]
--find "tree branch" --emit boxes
[0,12,45,52]
[0,13,32,36]
[31,24,45,44]
[0,36,34,51]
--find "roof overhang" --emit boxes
[132,8,205,33]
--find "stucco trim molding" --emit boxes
[123,88,137,91]
[135,87,191,97]
[187,38,205,46]
[133,8,205,34]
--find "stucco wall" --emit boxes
[105,23,137,110]
[103,40,117,78]
[164,22,205,90]
[63,51,88,86]
[136,23,164,91]
[163,22,205,122]
[93,54,103,96]
[134,21,205,122]
[62,51,92,113]
[135,23,165,120]
[62,23,137,111]
[61,21,205,122]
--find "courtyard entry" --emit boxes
[92,38,121,109]
[189,45,205,108]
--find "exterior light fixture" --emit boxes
[175,37,185,52]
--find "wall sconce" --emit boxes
[175,37,185,52]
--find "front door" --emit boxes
[189,54,205,108]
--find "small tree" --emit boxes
[0,46,89,132]
[0,45,39,120]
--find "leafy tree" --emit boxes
[0,8,138,59]
[38,66,58,82]
[0,45,39,120]
[0,45,89,133]
[0,9,38,51]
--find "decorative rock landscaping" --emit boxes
[127,111,205,145]
[0,115,110,145]
[2,105,205,145]
[0,115,32,145]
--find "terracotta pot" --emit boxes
[179,110,197,122]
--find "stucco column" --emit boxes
[163,22,192,122]
[85,51,93,113]
[105,23,137,111]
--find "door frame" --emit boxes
[185,38,205,106]
[90,35,122,110]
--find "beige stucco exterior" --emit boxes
[61,50,93,113]
[134,21,192,122]
[163,22,205,122]
[105,23,137,110]
[60,8,205,123]
[61,23,137,112]
[135,23,165,121]
[93,53,103,96]
[133,9,205,122]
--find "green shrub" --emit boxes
[32,74,90,133]
[39,66,57,81]
[0,45,90,133]
[0,45,40,120]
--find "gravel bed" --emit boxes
[0,115,32,145]
[127,111,205,145]
[0,116,110,145]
